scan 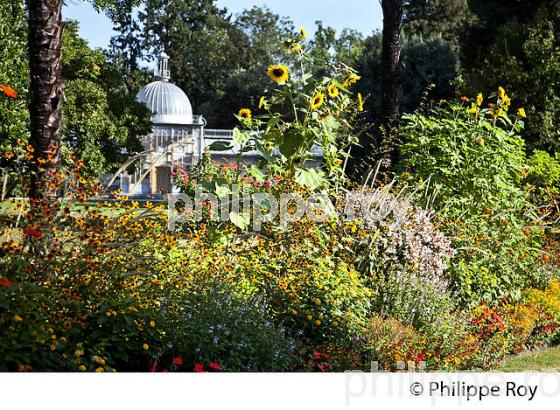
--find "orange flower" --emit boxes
[0,278,13,288]
[0,84,17,99]
[4,151,14,160]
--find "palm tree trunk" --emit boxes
[26,0,64,199]
[379,0,403,175]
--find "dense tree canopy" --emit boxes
[461,0,560,152]
[0,4,151,183]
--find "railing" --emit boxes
[204,129,234,139]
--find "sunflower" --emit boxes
[267,64,289,84]
[343,73,361,88]
[328,84,339,98]
[491,107,503,119]
[498,86,506,100]
[517,107,526,118]
[467,102,478,116]
[238,108,252,120]
[290,43,303,54]
[300,26,307,40]
[476,93,483,106]
[501,95,511,108]
[258,96,267,109]
[357,93,364,112]
[310,92,325,110]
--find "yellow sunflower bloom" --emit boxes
[238,108,252,120]
[498,86,506,99]
[343,73,361,88]
[267,64,289,84]
[517,107,526,118]
[468,102,478,115]
[300,26,307,40]
[357,93,364,112]
[290,43,303,53]
[476,93,483,106]
[258,96,267,109]
[328,84,339,98]
[310,92,325,110]
[491,107,503,118]
[502,95,511,108]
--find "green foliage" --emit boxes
[0,11,151,183]
[398,96,549,306]
[525,150,560,194]
[398,97,529,217]
[0,1,29,179]
[403,0,475,51]
[160,281,299,371]
[461,0,560,152]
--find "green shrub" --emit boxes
[398,97,529,218]
[158,281,299,372]
[398,94,548,306]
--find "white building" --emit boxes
[112,52,321,197]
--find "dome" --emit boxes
[136,80,194,125]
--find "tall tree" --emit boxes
[461,0,560,152]
[403,0,473,50]
[379,0,404,174]
[26,0,64,199]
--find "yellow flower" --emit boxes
[468,102,478,115]
[310,92,325,110]
[343,73,361,88]
[307,314,313,321]
[327,84,339,98]
[357,93,364,112]
[78,365,87,372]
[149,320,156,327]
[315,320,321,326]
[258,96,267,109]
[290,43,302,53]
[143,343,149,350]
[502,95,511,108]
[300,26,307,40]
[476,93,483,106]
[95,367,104,373]
[13,314,23,322]
[517,107,526,118]
[498,86,506,99]
[74,349,84,357]
[491,107,503,118]
[314,298,321,306]
[267,64,289,84]
[93,356,105,365]
[238,108,252,120]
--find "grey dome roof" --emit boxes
[136,80,194,125]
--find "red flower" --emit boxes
[193,363,205,373]
[208,361,220,371]
[22,228,41,239]
[0,84,17,99]
[317,363,331,372]
[172,356,183,366]
[0,278,12,288]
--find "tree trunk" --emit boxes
[379,0,403,176]
[26,0,64,199]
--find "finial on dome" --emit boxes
[157,52,171,81]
